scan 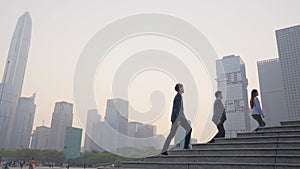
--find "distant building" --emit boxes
[128,122,143,138]
[136,124,156,138]
[257,58,287,126]
[90,121,105,152]
[127,122,161,150]
[216,55,251,137]
[104,98,128,150]
[48,101,73,151]
[276,25,300,120]
[31,126,51,150]
[0,12,32,149]
[84,109,101,152]
[9,94,36,149]
[64,127,82,160]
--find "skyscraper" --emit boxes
[48,101,73,151]
[84,109,101,152]
[257,58,287,126]
[64,127,82,161]
[105,98,129,135]
[216,55,250,137]
[31,125,51,150]
[0,12,32,149]
[276,25,300,120]
[9,94,36,149]
[104,98,128,150]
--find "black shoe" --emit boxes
[161,152,168,155]
[184,146,191,149]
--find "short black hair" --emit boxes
[215,91,222,98]
[175,83,183,92]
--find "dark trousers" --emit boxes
[162,118,192,152]
[215,123,225,138]
[252,114,266,127]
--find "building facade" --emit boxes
[9,94,36,149]
[0,12,32,149]
[64,127,82,160]
[216,55,250,137]
[257,58,287,126]
[84,109,101,152]
[104,98,128,150]
[48,101,73,151]
[31,126,51,150]
[276,25,300,120]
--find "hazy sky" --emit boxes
[1,0,300,142]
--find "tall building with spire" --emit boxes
[0,12,32,149]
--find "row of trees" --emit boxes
[0,149,64,165]
[0,149,140,167]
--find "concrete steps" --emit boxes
[169,148,300,155]
[281,120,300,126]
[121,120,300,169]
[122,161,300,169]
[193,141,300,149]
[237,130,300,137]
[214,135,300,143]
[145,155,300,164]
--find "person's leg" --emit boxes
[256,115,266,127]
[162,123,178,153]
[252,114,265,127]
[217,123,225,138]
[181,118,192,149]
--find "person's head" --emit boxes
[250,89,259,109]
[251,89,259,97]
[175,83,184,93]
[215,91,223,99]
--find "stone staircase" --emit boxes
[121,120,300,169]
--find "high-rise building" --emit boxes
[136,124,156,138]
[216,55,250,137]
[31,125,51,150]
[91,121,105,152]
[9,94,36,149]
[104,98,128,149]
[127,122,159,149]
[0,12,32,149]
[84,109,101,152]
[64,127,82,160]
[127,122,143,138]
[257,58,287,126]
[276,25,300,120]
[48,101,73,151]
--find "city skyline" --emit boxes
[1,1,300,142]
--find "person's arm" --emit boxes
[171,94,182,123]
[255,97,264,117]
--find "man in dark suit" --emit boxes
[161,83,192,155]
[209,91,227,143]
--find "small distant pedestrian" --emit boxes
[29,158,35,169]
[19,160,24,169]
[250,89,266,131]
